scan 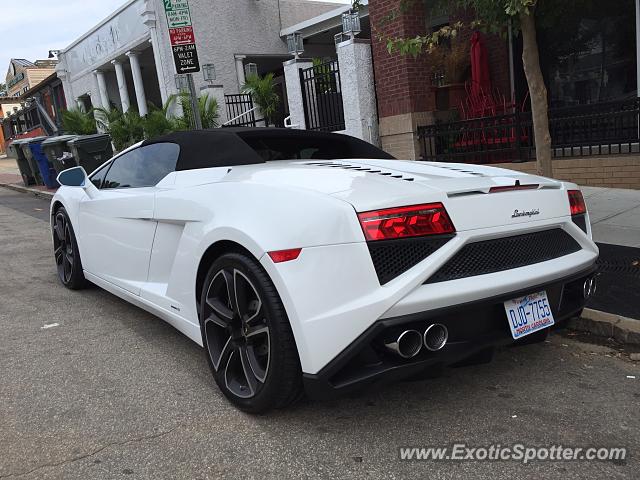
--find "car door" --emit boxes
[77,143,180,295]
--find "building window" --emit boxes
[537,0,636,106]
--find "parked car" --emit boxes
[51,128,598,413]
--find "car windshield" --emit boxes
[237,133,394,162]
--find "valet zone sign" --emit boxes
[164,0,200,74]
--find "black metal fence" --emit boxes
[418,98,640,164]
[224,94,256,127]
[300,60,345,132]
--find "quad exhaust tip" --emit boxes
[385,330,423,358]
[423,324,448,352]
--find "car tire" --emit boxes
[52,206,87,290]
[200,252,303,413]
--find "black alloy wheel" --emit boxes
[204,267,270,398]
[200,252,302,413]
[52,207,86,290]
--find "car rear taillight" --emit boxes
[357,203,455,241]
[568,190,586,216]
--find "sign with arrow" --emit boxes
[164,0,200,74]
[169,26,195,45]
[172,43,200,74]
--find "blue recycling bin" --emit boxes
[26,137,59,188]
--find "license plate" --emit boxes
[504,290,555,340]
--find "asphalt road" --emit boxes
[0,187,638,480]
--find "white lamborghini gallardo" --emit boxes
[51,128,598,412]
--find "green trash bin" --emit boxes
[19,137,47,186]
[42,135,78,174]
[8,139,36,186]
[66,134,113,174]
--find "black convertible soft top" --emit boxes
[141,128,395,171]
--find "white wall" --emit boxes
[336,38,379,145]
[59,0,339,114]
[155,0,289,97]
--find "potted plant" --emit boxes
[429,39,470,112]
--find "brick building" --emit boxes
[368,0,638,163]
[369,0,513,159]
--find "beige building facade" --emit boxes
[5,59,57,97]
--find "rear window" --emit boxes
[237,133,394,162]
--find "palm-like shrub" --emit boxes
[241,73,280,126]
[65,92,221,153]
[169,92,220,130]
[61,109,97,135]
[96,108,145,151]
[144,100,181,139]
[199,94,220,129]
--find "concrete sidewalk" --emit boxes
[582,186,640,248]
[0,155,57,197]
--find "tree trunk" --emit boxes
[519,8,553,178]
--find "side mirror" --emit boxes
[57,166,88,187]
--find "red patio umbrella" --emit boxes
[470,31,491,98]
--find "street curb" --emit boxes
[0,182,55,199]
[569,308,640,345]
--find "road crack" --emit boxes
[0,426,180,479]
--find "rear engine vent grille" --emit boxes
[304,162,415,182]
[572,214,588,234]
[425,229,581,284]
[369,236,453,284]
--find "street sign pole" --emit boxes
[187,74,202,130]
[164,0,202,130]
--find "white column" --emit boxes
[235,55,246,91]
[336,39,379,145]
[283,58,313,130]
[111,60,131,113]
[126,51,148,116]
[76,98,84,111]
[94,70,110,110]
[142,0,169,105]
[56,53,74,110]
[200,84,228,125]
